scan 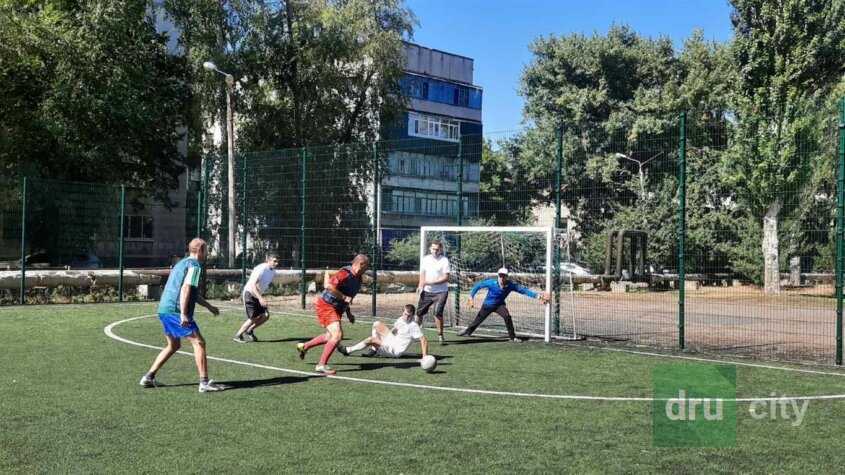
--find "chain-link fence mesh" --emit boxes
[3,103,845,365]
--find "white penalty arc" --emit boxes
[105,313,845,403]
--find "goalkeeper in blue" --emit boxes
[458,267,549,342]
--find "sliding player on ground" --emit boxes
[296,254,369,375]
[458,267,549,342]
[338,304,429,358]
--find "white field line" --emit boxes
[105,312,845,403]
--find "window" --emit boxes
[402,74,482,110]
[384,188,478,218]
[124,215,153,240]
[388,152,480,182]
[408,113,460,142]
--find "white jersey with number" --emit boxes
[420,254,450,293]
[378,318,424,357]
[243,263,275,298]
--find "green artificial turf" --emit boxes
[3,302,845,473]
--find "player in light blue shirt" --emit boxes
[458,267,548,341]
[139,238,223,393]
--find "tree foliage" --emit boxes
[0,0,190,192]
[511,6,845,285]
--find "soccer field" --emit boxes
[4,302,845,473]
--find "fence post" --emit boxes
[553,126,563,336]
[241,153,247,287]
[118,185,126,302]
[836,97,844,365]
[19,177,27,305]
[202,157,211,239]
[677,111,687,350]
[196,166,203,237]
[454,138,463,325]
[300,148,307,310]
[372,142,379,317]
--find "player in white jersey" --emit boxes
[417,240,450,344]
[338,304,429,358]
[233,254,279,342]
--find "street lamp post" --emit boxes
[203,61,236,268]
[614,152,663,201]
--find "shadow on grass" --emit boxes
[251,337,307,343]
[218,375,315,389]
[447,337,516,345]
[149,375,315,391]
[334,359,452,372]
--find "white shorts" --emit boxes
[376,336,406,358]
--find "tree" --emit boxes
[519,26,737,271]
[0,1,190,193]
[727,0,845,293]
[164,1,415,266]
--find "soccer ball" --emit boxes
[420,355,437,373]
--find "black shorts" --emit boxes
[243,291,268,320]
[417,290,448,319]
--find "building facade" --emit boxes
[380,42,483,246]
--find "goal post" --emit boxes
[420,225,564,342]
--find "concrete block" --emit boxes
[137,284,161,300]
[610,281,632,293]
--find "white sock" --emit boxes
[348,341,368,353]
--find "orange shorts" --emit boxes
[315,298,342,327]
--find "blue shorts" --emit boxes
[158,313,200,339]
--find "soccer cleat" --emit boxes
[361,347,377,358]
[457,329,471,337]
[296,343,307,360]
[198,380,225,393]
[509,338,523,343]
[246,331,258,342]
[139,375,157,388]
[314,365,336,376]
[233,334,247,343]
[337,345,350,356]
[438,334,446,345]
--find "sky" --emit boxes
[405,0,735,135]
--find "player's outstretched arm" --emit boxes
[197,294,220,315]
[467,279,485,307]
[514,284,548,303]
[538,291,550,304]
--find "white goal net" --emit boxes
[420,226,578,342]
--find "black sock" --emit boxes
[146,372,156,379]
[200,377,209,384]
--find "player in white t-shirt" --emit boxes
[338,304,429,359]
[233,254,278,343]
[417,240,450,344]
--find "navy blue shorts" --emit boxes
[158,313,200,339]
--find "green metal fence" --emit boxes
[0,177,201,305]
[2,101,844,365]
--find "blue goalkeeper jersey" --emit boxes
[158,257,202,317]
[469,278,538,308]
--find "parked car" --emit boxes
[560,261,592,277]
